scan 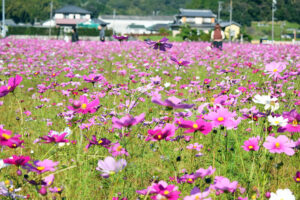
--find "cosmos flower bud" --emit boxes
[39,186,47,196]
[72,100,81,108]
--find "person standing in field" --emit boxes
[98,25,105,42]
[211,23,225,50]
[71,26,79,43]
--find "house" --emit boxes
[147,24,170,33]
[220,21,241,40]
[77,19,109,28]
[54,5,92,27]
[99,15,174,34]
[170,8,216,36]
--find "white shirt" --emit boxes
[211,30,225,41]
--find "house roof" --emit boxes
[178,8,216,18]
[147,23,170,31]
[91,18,109,26]
[100,15,174,21]
[0,19,16,26]
[127,23,145,29]
[219,21,241,27]
[55,5,91,14]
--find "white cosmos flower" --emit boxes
[270,189,295,200]
[164,82,171,88]
[0,159,10,169]
[268,116,288,127]
[252,94,279,112]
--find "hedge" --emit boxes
[7,26,113,37]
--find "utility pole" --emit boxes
[49,0,53,37]
[113,9,116,35]
[229,0,232,43]
[272,0,276,43]
[218,1,223,23]
[2,0,5,38]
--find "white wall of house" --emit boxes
[195,17,203,24]
[54,13,90,20]
[100,18,172,34]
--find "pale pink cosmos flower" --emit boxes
[265,62,286,78]
[241,136,260,151]
[195,166,216,179]
[212,176,238,193]
[109,142,129,157]
[204,107,240,129]
[263,135,295,156]
[186,143,203,151]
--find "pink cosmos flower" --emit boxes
[83,74,103,84]
[3,155,30,167]
[145,123,176,141]
[212,176,238,193]
[112,113,145,129]
[7,74,23,92]
[170,57,190,67]
[263,135,295,156]
[265,62,286,78]
[152,96,194,109]
[0,128,24,148]
[204,107,240,129]
[136,180,181,200]
[26,159,59,174]
[195,166,216,179]
[178,118,212,135]
[39,132,69,144]
[68,95,99,114]
[109,142,129,157]
[183,190,211,200]
[241,136,260,151]
[186,143,203,151]
[96,156,127,178]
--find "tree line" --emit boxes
[0,0,299,26]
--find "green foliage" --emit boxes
[158,28,171,35]
[0,0,299,26]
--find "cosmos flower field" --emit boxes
[0,38,299,200]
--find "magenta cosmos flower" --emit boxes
[109,142,129,157]
[152,96,194,109]
[145,123,176,141]
[241,136,260,151]
[280,109,300,133]
[68,95,99,114]
[294,171,300,183]
[136,180,181,200]
[83,74,104,84]
[263,135,295,156]
[146,37,173,51]
[39,132,69,144]
[0,128,24,148]
[3,155,30,167]
[178,118,212,135]
[113,35,128,42]
[96,156,127,178]
[170,57,190,67]
[112,113,145,129]
[204,107,240,129]
[0,74,22,98]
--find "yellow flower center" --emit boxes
[81,103,87,109]
[274,121,279,124]
[195,196,200,200]
[188,178,193,182]
[193,145,197,149]
[98,140,103,144]
[9,187,14,192]
[249,145,253,150]
[296,177,300,182]
[217,117,224,122]
[179,61,182,64]
[7,86,11,90]
[192,124,198,129]
[116,146,122,151]
[4,180,10,185]
[158,135,162,139]
[57,188,61,192]
[12,144,16,147]
[210,98,215,103]
[163,190,169,195]
[270,101,276,106]
[37,166,45,171]
[92,78,94,81]
[292,119,298,126]
[273,69,278,72]
[275,142,280,148]
[177,121,181,125]
[251,194,256,200]
[53,73,56,76]
[1,133,11,140]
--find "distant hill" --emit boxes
[1,0,299,26]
